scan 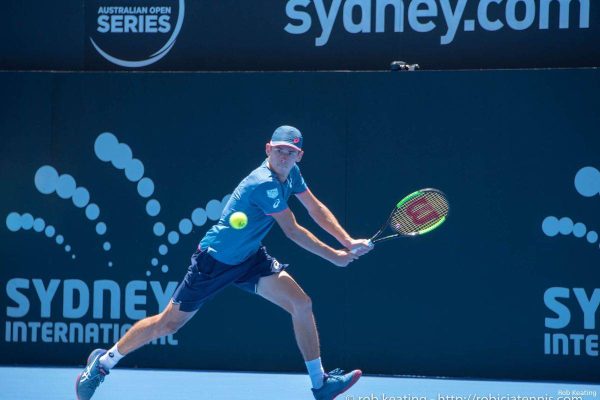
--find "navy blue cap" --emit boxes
[270,125,303,151]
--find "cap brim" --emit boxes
[270,141,302,152]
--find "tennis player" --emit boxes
[76,125,372,400]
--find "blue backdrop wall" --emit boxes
[1,70,599,382]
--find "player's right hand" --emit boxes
[330,249,359,267]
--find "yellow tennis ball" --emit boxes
[229,211,248,229]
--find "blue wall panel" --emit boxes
[1,70,599,382]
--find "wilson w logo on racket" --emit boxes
[354,188,449,253]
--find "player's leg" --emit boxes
[76,248,224,400]
[100,301,197,369]
[256,271,362,399]
[75,302,197,400]
[114,301,197,355]
[256,270,320,361]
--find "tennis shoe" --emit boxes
[312,368,362,400]
[76,348,109,400]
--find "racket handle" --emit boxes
[350,240,373,254]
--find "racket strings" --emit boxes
[390,192,449,235]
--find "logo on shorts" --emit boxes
[272,260,282,272]
[266,188,278,199]
[89,0,185,68]
[109,352,114,357]
[273,199,281,208]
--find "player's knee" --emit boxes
[291,295,313,316]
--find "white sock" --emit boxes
[305,357,325,389]
[99,344,124,370]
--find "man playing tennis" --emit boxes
[76,125,372,400]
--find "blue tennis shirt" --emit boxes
[200,159,308,265]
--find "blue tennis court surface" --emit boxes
[0,367,598,400]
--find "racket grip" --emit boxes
[350,240,373,254]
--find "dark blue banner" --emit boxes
[1,70,599,382]
[1,0,599,70]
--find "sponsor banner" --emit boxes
[4,0,599,71]
[544,287,600,357]
[87,0,184,67]
[1,70,599,382]
[84,0,599,70]
[5,278,179,345]
[542,168,600,358]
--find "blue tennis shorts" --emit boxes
[171,246,287,312]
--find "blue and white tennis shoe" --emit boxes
[312,368,362,400]
[75,348,109,400]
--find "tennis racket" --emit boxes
[352,188,449,253]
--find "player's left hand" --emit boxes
[346,238,373,256]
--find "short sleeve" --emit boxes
[250,182,289,215]
[291,165,308,194]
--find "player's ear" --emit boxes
[296,150,304,162]
[265,143,271,156]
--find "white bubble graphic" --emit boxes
[33,218,45,232]
[575,166,600,197]
[125,159,144,182]
[573,223,587,238]
[34,166,59,194]
[153,222,166,236]
[179,219,192,235]
[6,212,21,232]
[5,212,75,259]
[542,215,600,251]
[72,187,90,208]
[150,195,231,276]
[111,143,133,170]
[94,132,119,162]
[168,231,180,245]
[45,226,55,237]
[146,199,161,217]
[56,174,76,199]
[192,208,207,226]
[206,199,222,221]
[137,178,155,198]
[21,213,34,230]
[558,217,574,235]
[94,132,162,252]
[96,222,107,235]
[34,166,109,253]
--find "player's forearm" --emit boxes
[284,223,339,262]
[308,203,352,248]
